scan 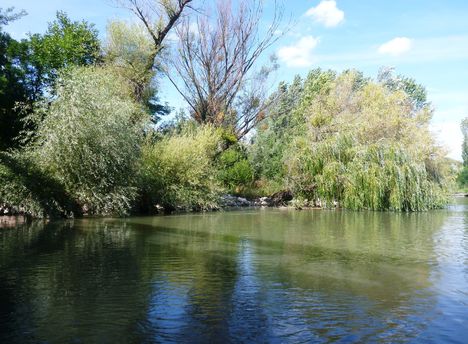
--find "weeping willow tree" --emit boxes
[288,135,448,211]
[282,70,452,211]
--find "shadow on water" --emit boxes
[0,201,467,343]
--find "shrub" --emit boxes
[217,145,254,194]
[139,125,224,212]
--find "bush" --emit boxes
[139,125,224,212]
[30,66,148,215]
[217,145,254,194]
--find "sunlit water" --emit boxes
[1,199,468,343]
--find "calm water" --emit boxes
[1,200,468,343]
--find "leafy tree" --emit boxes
[251,75,304,182]
[378,66,429,112]
[24,11,101,99]
[1,11,101,150]
[104,21,170,123]
[249,69,450,210]
[461,118,468,167]
[0,32,28,150]
[251,69,337,183]
[456,118,468,188]
[217,145,254,194]
[30,66,148,215]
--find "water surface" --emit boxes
[1,199,468,343]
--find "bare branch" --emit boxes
[169,0,287,140]
[114,0,194,71]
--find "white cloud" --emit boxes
[306,0,344,28]
[378,37,413,56]
[277,36,320,67]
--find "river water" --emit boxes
[1,199,467,343]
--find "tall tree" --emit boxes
[1,12,101,149]
[168,0,284,139]
[112,0,194,122]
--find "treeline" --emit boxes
[0,1,454,217]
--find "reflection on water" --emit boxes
[1,200,468,343]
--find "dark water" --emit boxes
[1,200,468,343]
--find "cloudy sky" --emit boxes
[3,0,468,160]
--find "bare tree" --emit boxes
[167,0,284,140]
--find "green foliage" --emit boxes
[377,66,429,111]
[251,75,304,181]
[0,151,79,218]
[26,11,101,97]
[104,20,170,123]
[139,125,224,212]
[288,135,448,211]
[456,118,468,189]
[217,145,254,193]
[251,68,451,211]
[461,118,468,167]
[30,66,147,215]
[457,166,468,189]
[0,11,101,150]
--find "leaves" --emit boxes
[30,66,148,215]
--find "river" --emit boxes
[1,199,467,343]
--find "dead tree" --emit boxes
[168,0,284,140]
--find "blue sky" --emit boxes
[3,0,468,160]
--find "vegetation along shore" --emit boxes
[0,1,464,218]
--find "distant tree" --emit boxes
[456,118,468,189]
[168,0,284,139]
[251,75,303,181]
